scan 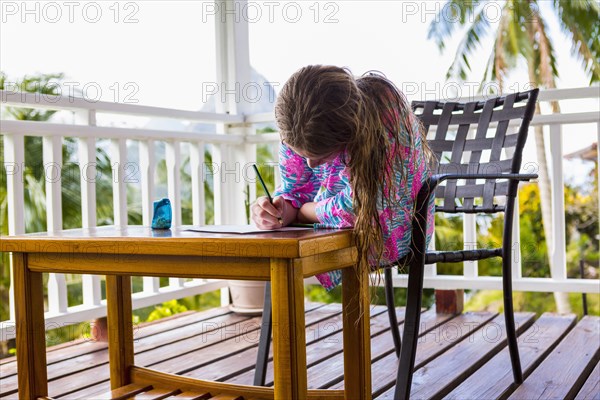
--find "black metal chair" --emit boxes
[254,89,540,399]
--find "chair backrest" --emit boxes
[412,89,539,213]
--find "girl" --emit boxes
[251,65,435,290]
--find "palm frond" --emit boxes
[553,0,600,83]
[445,7,493,80]
[427,0,481,51]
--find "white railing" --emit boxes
[1,86,599,341]
[391,86,600,294]
[0,91,256,341]
[239,86,600,294]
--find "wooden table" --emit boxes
[1,226,372,400]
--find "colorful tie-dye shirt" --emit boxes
[273,118,435,291]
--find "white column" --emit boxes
[214,0,253,225]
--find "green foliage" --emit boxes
[146,300,188,322]
[0,72,65,120]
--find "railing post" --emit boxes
[463,214,478,278]
[139,139,160,294]
[76,110,102,307]
[166,140,184,288]
[110,138,128,226]
[4,134,26,321]
[549,124,567,281]
[190,141,206,226]
[139,140,155,226]
[165,140,182,227]
[512,199,522,279]
[44,135,68,314]
[271,142,281,189]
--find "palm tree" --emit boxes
[428,0,600,313]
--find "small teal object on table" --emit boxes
[151,198,172,229]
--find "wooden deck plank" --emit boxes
[329,311,497,394]
[0,313,254,397]
[207,395,243,400]
[187,305,398,385]
[223,308,452,388]
[46,316,258,397]
[93,383,153,400]
[130,387,182,399]
[309,309,461,390]
[40,303,324,399]
[0,307,236,391]
[446,313,576,400]
[167,391,212,400]
[54,381,112,400]
[377,312,536,399]
[575,361,600,400]
[48,303,328,398]
[0,307,234,379]
[2,304,325,398]
[147,303,346,375]
[509,316,600,400]
[3,303,599,400]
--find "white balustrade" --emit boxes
[1,86,599,343]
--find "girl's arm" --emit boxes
[297,202,317,223]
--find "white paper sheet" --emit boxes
[184,224,314,234]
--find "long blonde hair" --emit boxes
[275,65,432,274]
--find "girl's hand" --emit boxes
[251,196,296,229]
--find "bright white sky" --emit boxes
[1,0,598,185]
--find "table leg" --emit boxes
[14,253,48,400]
[270,258,307,399]
[106,275,134,389]
[342,265,372,399]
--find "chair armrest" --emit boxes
[407,172,537,264]
[416,173,537,203]
[434,172,538,183]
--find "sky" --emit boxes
[1,0,598,185]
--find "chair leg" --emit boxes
[394,263,424,400]
[385,268,401,357]
[502,255,523,384]
[253,281,272,386]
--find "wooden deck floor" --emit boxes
[1,302,598,399]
